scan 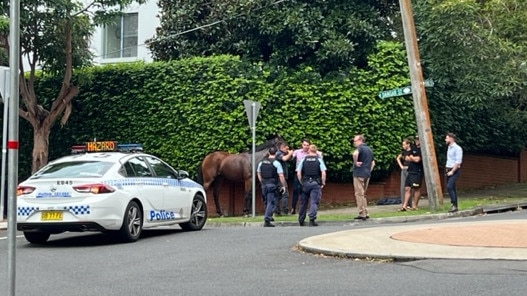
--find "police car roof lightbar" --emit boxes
[117,143,143,152]
[71,141,143,154]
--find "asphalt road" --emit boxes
[1,212,527,296]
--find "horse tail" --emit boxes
[196,160,204,185]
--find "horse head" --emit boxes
[261,133,286,151]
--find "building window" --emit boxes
[103,13,138,59]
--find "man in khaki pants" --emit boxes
[351,134,375,220]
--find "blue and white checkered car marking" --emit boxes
[65,205,90,215]
[17,206,91,216]
[18,206,39,216]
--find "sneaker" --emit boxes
[264,221,275,227]
[448,205,458,213]
[309,220,318,227]
[354,216,367,221]
[290,208,296,215]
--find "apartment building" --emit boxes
[90,0,159,64]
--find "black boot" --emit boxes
[309,220,318,227]
[264,221,275,227]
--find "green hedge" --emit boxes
[2,42,451,181]
[7,41,526,183]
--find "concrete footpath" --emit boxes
[299,219,527,261]
[297,199,527,261]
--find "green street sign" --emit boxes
[378,79,434,99]
[378,86,412,99]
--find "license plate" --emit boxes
[41,211,63,221]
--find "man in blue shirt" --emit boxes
[445,133,463,212]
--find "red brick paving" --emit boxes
[391,222,527,248]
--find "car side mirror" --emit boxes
[178,170,189,179]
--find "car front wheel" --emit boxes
[180,194,207,231]
[118,201,143,242]
[23,232,51,244]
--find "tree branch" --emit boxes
[57,15,73,104]
[72,1,99,17]
[45,8,78,130]
[44,86,79,130]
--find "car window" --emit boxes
[145,156,178,179]
[121,162,136,177]
[125,157,153,177]
[30,161,113,179]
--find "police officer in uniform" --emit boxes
[274,141,293,215]
[296,145,327,226]
[257,147,287,227]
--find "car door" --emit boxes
[123,156,165,225]
[144,156,190,220]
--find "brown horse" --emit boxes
[197,135,285,216]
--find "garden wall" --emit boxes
[207,151,527,216]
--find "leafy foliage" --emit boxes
[14,44,412,182]
[10,41,526,182]
[414,0,527,153]
[0,0,146,172]
[148,0,399,74]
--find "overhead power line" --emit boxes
[95,0,288,60]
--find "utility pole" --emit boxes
[399,0,443,210]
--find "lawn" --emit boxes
[206,183,527,223]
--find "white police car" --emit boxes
[17,141,207,244]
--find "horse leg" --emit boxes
[213,177,225,217]
[243,179,252,217]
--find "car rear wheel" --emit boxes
[180,194,207,231]
[118,201,143,242]
[23,232,51,244]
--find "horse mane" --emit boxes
[247,134,285,165]
[254,141,272,152]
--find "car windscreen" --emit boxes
[29,161,114,179]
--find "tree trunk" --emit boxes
[32,126,51,174]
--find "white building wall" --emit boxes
[90,0,159,64]
[20,1,159,71]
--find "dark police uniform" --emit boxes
[405,145,423,188]
[296,155,327,226]
[274,149,289,215]
[257,157,283,224]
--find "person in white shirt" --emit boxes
[445,132,463,213]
